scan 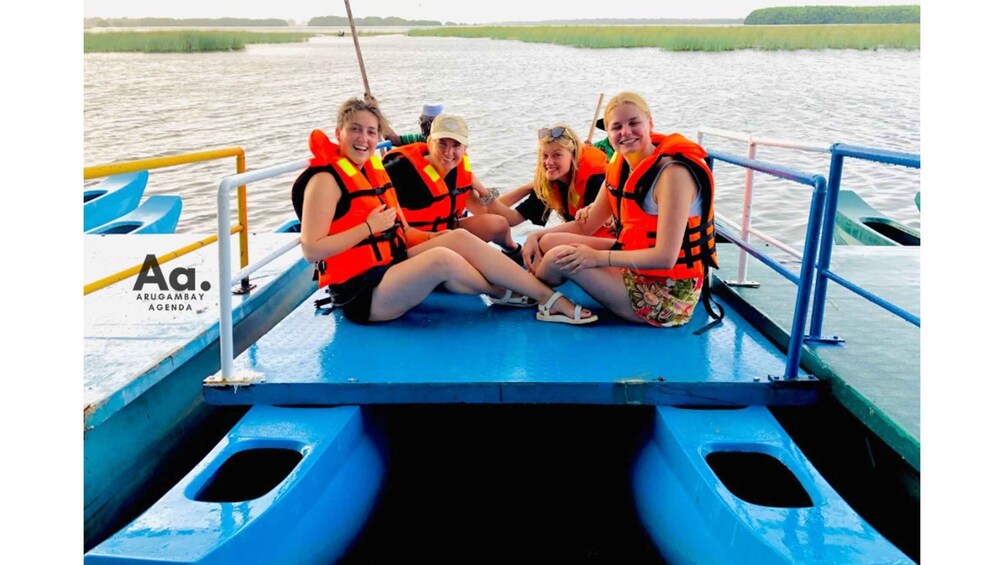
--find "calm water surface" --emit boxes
[83,34,920,245]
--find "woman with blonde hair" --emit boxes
[493,124,613,270]
[530,92,721,329]
[291,97,597,325]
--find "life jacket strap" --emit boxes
[692,266,725,335]
[314,289,336,315]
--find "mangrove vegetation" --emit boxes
[83,31,314,53]
[408,24,920,51]
[745,5,920,25]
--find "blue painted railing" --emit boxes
[706,150,827,380]
[808,144,921,339]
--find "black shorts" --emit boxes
[327,265,394,324]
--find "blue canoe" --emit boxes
[86,195,183,235]
[83,171,148,231]
[834,190,920,246]
[85,405,385,564]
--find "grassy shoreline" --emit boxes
[409,24,919,51]
[84,25,920,53]
[84,31,316,53]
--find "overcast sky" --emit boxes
[82,0,921,24]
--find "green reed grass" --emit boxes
[84,31,315,53]
[409,25,919,51]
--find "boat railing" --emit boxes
[808,144,921,340]
[697,126,831,286]
[84,148,252,295]
[697,126,921,343]
[704,150,827,380]
[216,158,312,381]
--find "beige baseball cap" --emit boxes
[428,114,468,145]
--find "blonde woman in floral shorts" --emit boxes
[527,92,718,329]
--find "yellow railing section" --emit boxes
[83,147,249,296]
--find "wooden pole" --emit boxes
[585,93,605,144]
[344,0,371,97]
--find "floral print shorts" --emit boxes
[622,271,702,328]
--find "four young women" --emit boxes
[293,91,718,329]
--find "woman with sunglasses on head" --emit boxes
[531,92,719,329]
[381,113,526,264]
[292,97,597,325]
[491,124,615,271]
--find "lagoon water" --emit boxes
[83,34,920,246]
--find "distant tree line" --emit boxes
[745,6,919,25]
[308,15,442,26]
[84,17,291,28]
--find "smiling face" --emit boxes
[606,102,654,161]
[540,142,573,183]
[336,109,380,166]
[428,137,466,174]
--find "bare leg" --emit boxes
[538,233,616,254]
[369,247,498,322]
[535,244,643,323]
[410,230,591,320]
[458,214,518,251]
[535,235,617,286]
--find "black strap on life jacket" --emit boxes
[314,287,336,314]
[408,216,452,232]
[692,264,725,335]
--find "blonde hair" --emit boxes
[532,124,583,216]
[336,97,390,137]
[602,91,653,132]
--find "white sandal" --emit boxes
[486,289,537,308]
[535,291,598,325]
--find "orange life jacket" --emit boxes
[552,145,609,221]
[383,142,474,231]
[604,132,717,280]
[306,129,408,287]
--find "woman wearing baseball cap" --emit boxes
[383,113,526,265]
[291,97,597,325]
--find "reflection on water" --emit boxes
[84,34,919,245]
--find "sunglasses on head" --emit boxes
[538,126,569,140]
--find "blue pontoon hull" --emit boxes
[86,194,183,234]
[86,406,385,564]
[84,234,316,549]
[83,171,148,231]
[633,405,912,564]
[834,190,919,246]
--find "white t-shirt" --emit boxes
[640,157,703,216]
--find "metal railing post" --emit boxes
[808,148,844,338]
[217,178,236,380]
[784,175,827,379]
[236,152,252,291]
[737,141,756,283]
[215,159,311,381]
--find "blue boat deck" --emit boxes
[203,280,818,407]
[84,233,311,430]
[712,243,920,470]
